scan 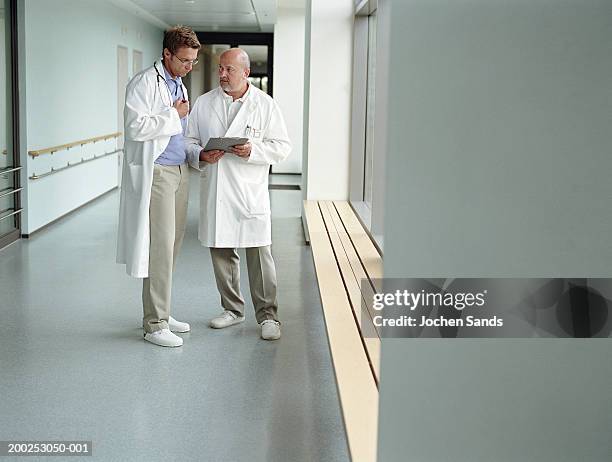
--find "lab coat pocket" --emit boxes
[244,181,270,216]
[245,126,263,139]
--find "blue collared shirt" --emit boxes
[155,64,187,166]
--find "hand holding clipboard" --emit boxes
[203,137,249,152]
[200,137,251,163]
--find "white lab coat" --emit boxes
[116,60,194,277]
[185,85,291,248]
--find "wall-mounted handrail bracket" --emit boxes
[29,149,122,180]
[28,132,122,158]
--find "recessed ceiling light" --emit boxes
[185,0,195,4]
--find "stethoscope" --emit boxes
[154,61,186,107]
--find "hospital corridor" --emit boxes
[0,171,350,461]
[1,1,611,461]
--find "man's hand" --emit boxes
[200,149,224,163]
[173,99,189,118]
[230,142,252,158]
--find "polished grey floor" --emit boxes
[0,173,349,462]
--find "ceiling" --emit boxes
[107,0,283,33]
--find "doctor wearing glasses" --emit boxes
[117,26,201,347]
[185,48,291,341]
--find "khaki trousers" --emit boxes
[142,164,189,333]
[210,246,278,324]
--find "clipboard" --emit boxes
[203,137,248,152]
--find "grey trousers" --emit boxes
[142,164,189,333]
[210,246,279,324]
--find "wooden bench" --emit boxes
[303,200,382,462]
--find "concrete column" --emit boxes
[302,0,353,200]
[379,1,612,461]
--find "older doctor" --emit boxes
[117,26,201,347]
[185,48,291,340]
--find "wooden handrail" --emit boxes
[28,132,122,157]
[29,149,122,180]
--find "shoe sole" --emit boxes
[143,337,183,347]
[209,318,245,329]
[261,334,281,340]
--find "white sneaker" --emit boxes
[209,310,245,329]
[169,316,190,333]
[144,328,183,347]
[261,320,281,340]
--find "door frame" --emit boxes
[1,0,22,248]
[195,32,274,97]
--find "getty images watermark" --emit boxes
[361,279,612,338]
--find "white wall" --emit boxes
[272,6,305,174]
[302,0,353,199]
[378,1,612,461]
[24,0,162,233]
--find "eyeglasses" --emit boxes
[172,54,198,66]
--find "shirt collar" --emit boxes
[162,62,182,85]
[222,82,251,103]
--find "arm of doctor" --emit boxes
[123,74,183,142]
[236,101,291,166]
[184,96,225,169]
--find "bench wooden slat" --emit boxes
[333,201,383,293]
[324,202,382,333]
[330,202,383,337]
[303,201,378,462]
[322,201,380,336]
[320,201,381,383]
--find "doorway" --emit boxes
[116,45,128,185]
[185,32,274,101]
[132,49,143,77]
